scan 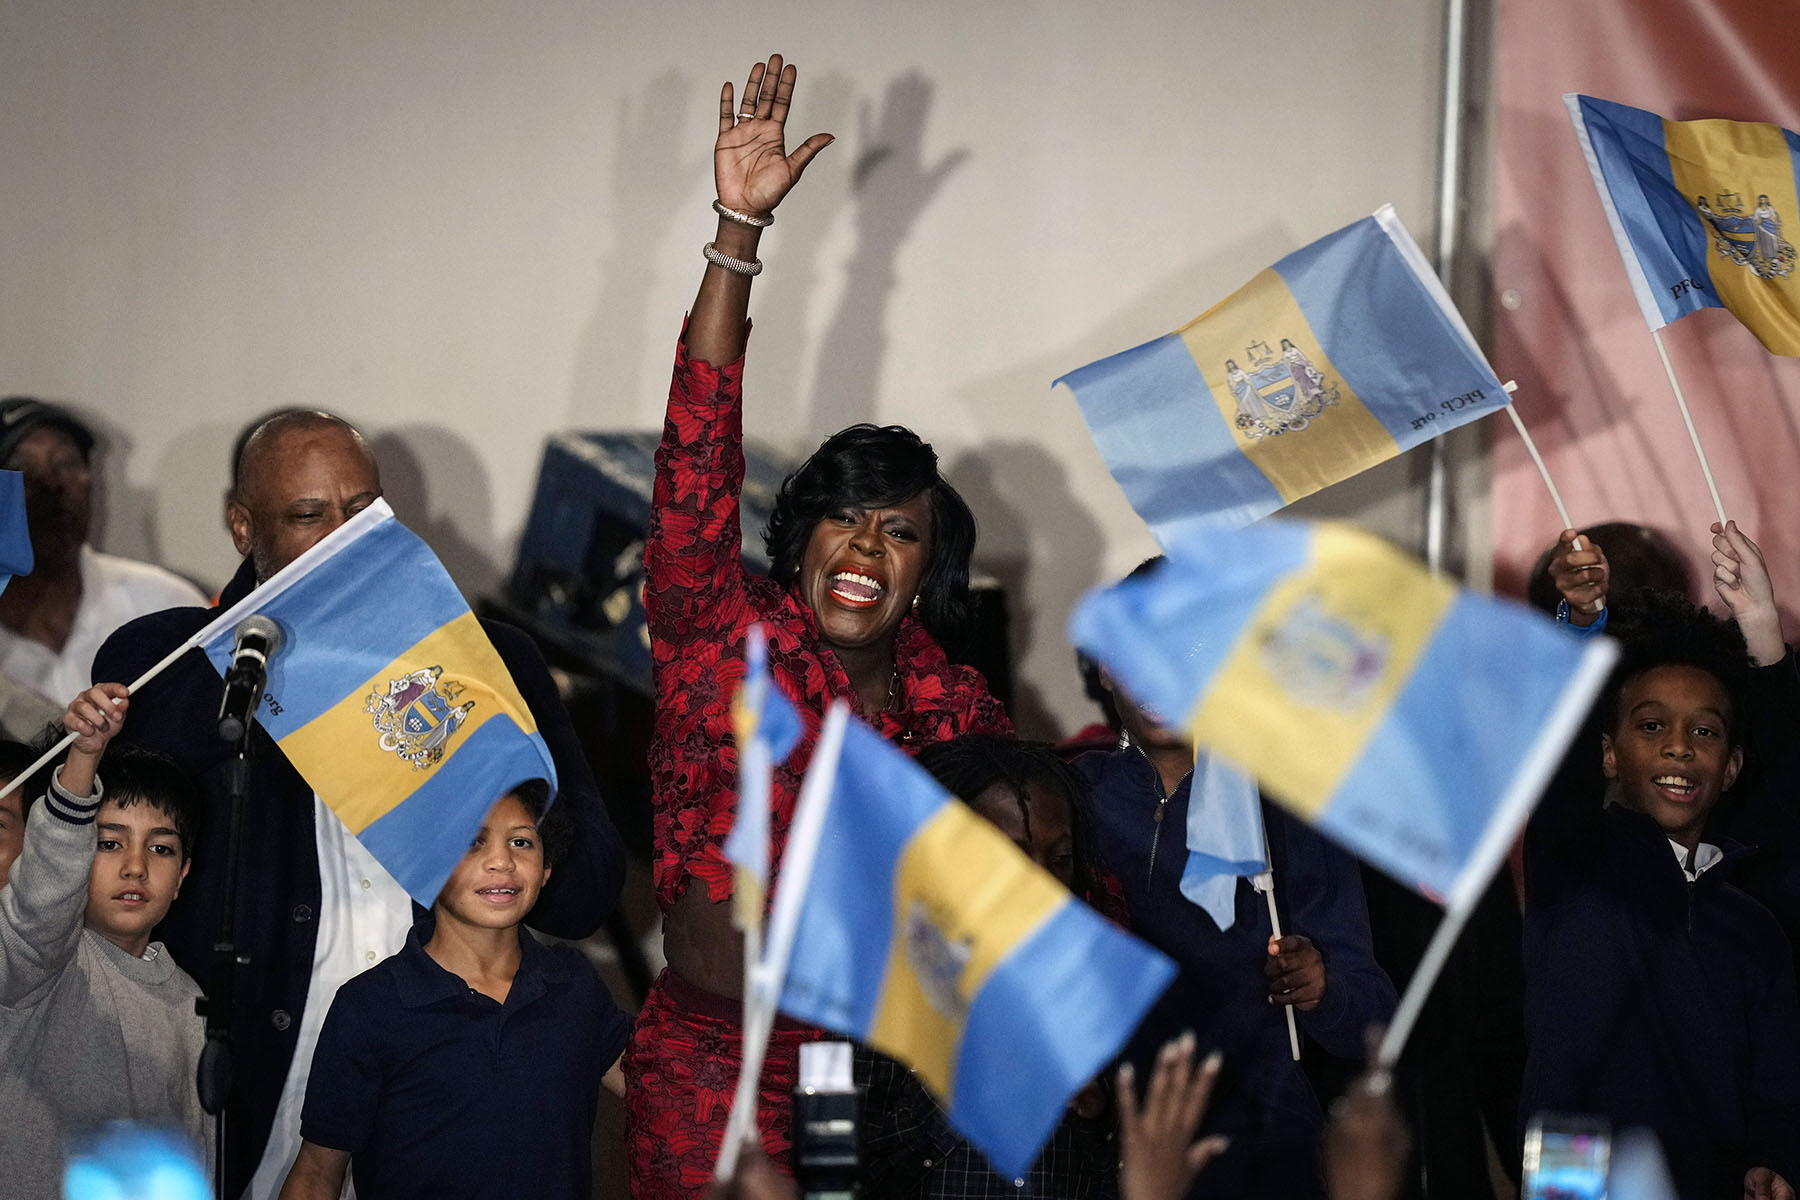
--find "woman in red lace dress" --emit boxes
[623,54,1012,1198]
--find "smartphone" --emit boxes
[1523,1113,1612,1200]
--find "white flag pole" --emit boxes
[1252,870,1303,1062]
[1651,328,1729,526]
[0,632,215,804]
[1249,822,1301,1061]
[714,701,851,1182]
[1497,384,1574,534]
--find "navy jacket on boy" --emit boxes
[1077,747,1395,1200]
[93,557,625,1196]
[1524,765,1800,1198]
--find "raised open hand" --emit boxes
[1116,1036,1228,1200]
[715,55,834,218]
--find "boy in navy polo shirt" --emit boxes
[276,782,629,1200]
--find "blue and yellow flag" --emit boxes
[724,623,804,926]
[192,501,557,906]
[0,470,33,591]
[778,716,1175,1178]
[1057,206,1508,543]
[1070,521,1616,911]
[1567,94,1800,355]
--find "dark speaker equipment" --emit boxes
[506,432,791,695]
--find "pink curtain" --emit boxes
[1492,0,1800,628]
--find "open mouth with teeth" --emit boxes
[828,570,887,609]
[113,891,147,904]
[1651,774,1698,800]
[475,885,522,905]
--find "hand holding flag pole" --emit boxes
[1252,867,1303,1062]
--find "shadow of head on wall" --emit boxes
[369,427,501,601]
[947,440,1103,740]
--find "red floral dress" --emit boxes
[623,331,1011,1197]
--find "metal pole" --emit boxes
[1427,0,1469,573]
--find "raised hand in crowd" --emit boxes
[1712,520,1786,666]
[1745,1165,1797,1200]
[1323,1059,1410,1200]
[1548,527,1609,626]
[62,682,129,795]
[1266,933,1327,1011]
[1115,1033,1229,1200]
[687,53,835,367]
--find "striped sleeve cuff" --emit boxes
[43,766,104,826]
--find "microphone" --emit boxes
[217,614,284,744]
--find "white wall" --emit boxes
[1,0,1450,736]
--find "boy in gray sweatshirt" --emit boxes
[0,683,208,1198]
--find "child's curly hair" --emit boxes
[1600,586,1750,747]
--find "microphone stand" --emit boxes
[197,709,256,1197]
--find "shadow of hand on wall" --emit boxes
[88,408,225,594]
[808,70,970,437]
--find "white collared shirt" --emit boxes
[0,545,205,707]
[246,795,413,1200]
[1670,839,1723,883]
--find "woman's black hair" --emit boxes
[1599,586,1750,747]
[916,733,1096,901]
[763,424,977,645]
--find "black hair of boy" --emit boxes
[916,734,1097,900]
[0,739,50,814]
[508,779,572,869]
[95,743,202,862]
[1600,586,1749,748]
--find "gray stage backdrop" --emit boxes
[1,0,1482,736]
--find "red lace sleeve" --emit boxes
[644,334,754,642]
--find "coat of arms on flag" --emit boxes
[1227,337,1342,439]
[367,666,475,768]
[1695,191,1796,279]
